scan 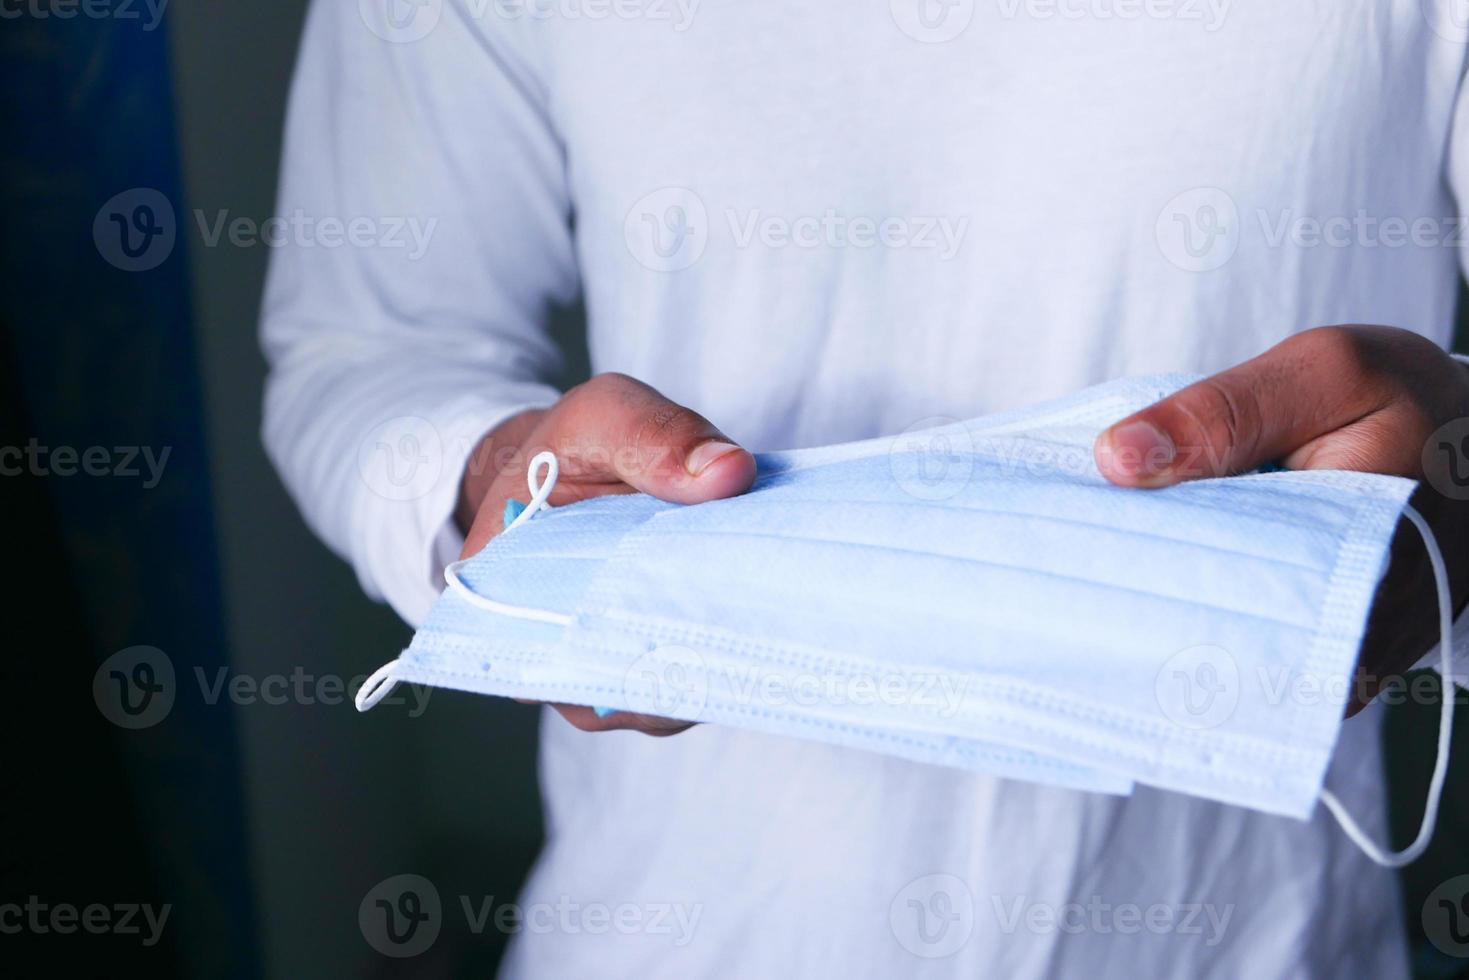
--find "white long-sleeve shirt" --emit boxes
[263,3,1469,976]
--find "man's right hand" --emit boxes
[454,372,757,735]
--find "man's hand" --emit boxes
[456,372,757,735]
[1093,325,1469,714]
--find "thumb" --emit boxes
[1093,329,1379,488]
[556,373,757,504]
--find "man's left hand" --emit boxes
[1093,325,1469,714]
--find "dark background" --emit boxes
[2,3,1466,978]
[4,3,555,976]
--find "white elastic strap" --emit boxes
[1319,503,1455,868]
[355,657,402,712]
[443,450,573,626]
[503,450,560,533]
[357,452,570,713]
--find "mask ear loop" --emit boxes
[502,450,560,533]
[1319,503,1455,868]
[356,451,569,713]
[354,658,403,712]
[442,450,573,624]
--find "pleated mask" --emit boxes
[358,374,1454,868]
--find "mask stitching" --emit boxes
[382,661,1133,785]
[570,613,1345,769]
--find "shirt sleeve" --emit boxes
[261,0,576,626]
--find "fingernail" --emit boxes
[685,440,741,477]
[1105,421,1176,477]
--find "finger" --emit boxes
[456,408,547,532]
[551,373,757,503]
[458,374,757,557]
[1094,327,1390,487]
[551,703,696,737]
[459,463,636,559]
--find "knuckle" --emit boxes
[596,370,636,389]
[1294,324,1357,355]
[632,402,699,457]
[646,403,691,438]
[1327,326,1378,377]
[1297,325,1380,383]
[1183,378,1260,473]
[1296,326,1432,415]
[569,371,630,403]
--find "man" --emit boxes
[263,2,1469,975]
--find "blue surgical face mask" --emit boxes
[358,374,1455,870]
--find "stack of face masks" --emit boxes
[357,374,1454,868]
